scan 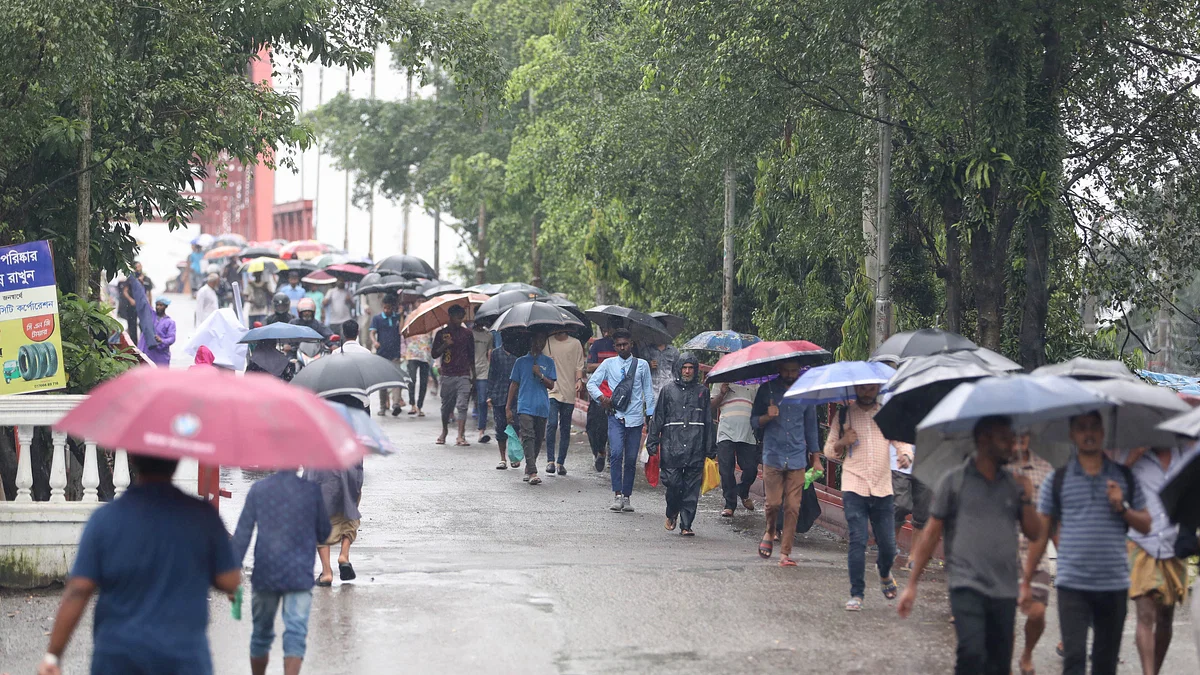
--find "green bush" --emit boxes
[58,293,138,394]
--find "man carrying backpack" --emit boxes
[1021,411,1152,675]
[587,328,655,513]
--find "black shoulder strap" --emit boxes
[1051,467,1066,522]
[838,405,848,435]
[1116,462,1137,508]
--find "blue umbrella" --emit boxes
[239,323,324,343]
[681,330,761,353]
[783,361,896,405]
[324,401,396,455]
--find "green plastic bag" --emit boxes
[804,468,825,490]
[505,424,524,463]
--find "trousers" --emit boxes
[662,464,704,531]
[717,440,759,510]
[1058,587,1128,675]
[948,588,1016,675]
[763,466,805,557]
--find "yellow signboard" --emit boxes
[0,241,67,394]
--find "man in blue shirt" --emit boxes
[369,295,405,416]
[39,455,240,675]
[587,328,655,513]
[1022,411,1151,675]
[188,243,204,294]
[507,331,557,485]
[231,471,331,675]
[280,270,308,317]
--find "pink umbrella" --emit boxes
[55,367,366,469]
[324,263,370,282]
[705,340,830,384]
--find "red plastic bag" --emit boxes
[645,453,660,487]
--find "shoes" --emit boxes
[556,465,566,476]
[609,494,624,512]
[546,463,556,475]
[594,453,606,472]
[621,495,634,512]
[742,497,755,511]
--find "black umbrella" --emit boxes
[275,261,318,283]
[466,282,548,298]
[474,290,532,327]
[494,301,585,332]
[422,279,464,298]
[870,328,977,363]
[649,311,686,339]
[290,350,411,398]
[374,254,436,279]
[238,246,279,260]
[539,296,593,345]
[875,350,1019,443]
[1158,443,1200,528]
[584,305,672,344]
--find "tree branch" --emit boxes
[6,147,118,219]
[1126,37,1200,66]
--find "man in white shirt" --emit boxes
[194,273,220,327]
[711,381,759,517]
[323,280,353,327]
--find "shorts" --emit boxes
[440,375,471,416]
[1029,570,1052,606]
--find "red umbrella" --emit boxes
[324,263,370,282]
[55,368,366,469]
[279,240,332,261]
[705,340,831,384]
[302,269,337,285]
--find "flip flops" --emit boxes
[315,576,332,587]
[779,556,797,567]
[496,461,508,470]
[758,537,773,558]
[339,562,356,581]
[665,517,677,531]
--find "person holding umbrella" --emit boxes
[488,334,521,469]
[506,331,557,485]
[645,352,714,535]
[587,328,655,512]
[369,295,406,416]
[543,327,587,475]
[138,297,176,368]
[431,304,476,446]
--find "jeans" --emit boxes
[545,399,574,465]
[717,440,760,510]
[518,414,547,475]
[1058,587,1128,675]
[407,360,429,409]
[250,588,313,659]
[608,416,641,496]
[843,492,896,598]
[948,588,1016,675]
[474,380,489,430]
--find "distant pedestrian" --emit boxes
[585,324,617,471]
[751,360,817,567]
[898,416,1041,675]
[187,244,204,294]
[1022,411,1151,675]
[117,275,139,344]
[339,319,371,354]
[646,352,713,536]
[306,397,365,587]
[473,321,493,443]
[488,340,520,470]
[711,380,760,517]
[280,271,307,316]
[891,437,932,567]
[1005,433,1054,675]
[404,330,432,416]
[138,298,176,367]
[195,272,221,327]
[369,295,405,416]
[543,328,586,476]
[506,331,557,485]
[231,471,331,675]
[37,454,240,675]
[643,338,680,400]
[587,328,654,513]
[243,271,275,326]
[323,279,352,327]
[824,383,906,607]
[431,304,476,446]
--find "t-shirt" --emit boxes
[543,335,586,403]
[433,324,474,377]
[588,336,617,364]
[324,287,352,326]
[510,354,557,417]
[1038,456,1146,591]
[305,290,325,322]
[370,312,403,360]
[72,483,237,672]
[403,332,431,363]
[712,383,758,445]
[473,329,492,380]
[931,461,1024,598]
[280,284,307,316]
[188,252,204,275]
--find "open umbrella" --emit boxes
[302,270,338,285]
[1029,378,1189,449]
[1031,357,1137,381]
[465,282,548,297]
[402,293,487,337]
[191,233,215,248]
[705,340,830,384]
[291,350,411,398]
[584,305,673,344]
[474,290,533,327]
[214,233,248,248]
[324,263,370,282]
[238,246,278,260]
[279,240,331,261]
[874,350,1021,444]
[54,368,365,469]
[375,254,436,279]
[911,375,1114,485]
[682,330,761,353]
[312,253,350,268]
[493,301,585,332]
[870,328,976,363]
[783,361,895,405]
[239,323,325,343]
[649,312,686,339]
[326,400,397,455]
[421,279,464,298]
[204,245,242,260]
[1159,444,1200,528]
[240,257,289,274]
[539,296,593,344]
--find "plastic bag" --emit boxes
[644,453,660,487]
[701,457,721,494]
[796,483,822,533]
[505,424,524,464]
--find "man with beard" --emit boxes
[645,353,714,536]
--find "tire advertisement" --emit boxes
[0,240,67,394]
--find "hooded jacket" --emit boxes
[645,352,715,468]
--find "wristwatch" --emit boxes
[1118,500,1131,515]
[42,653,59,667]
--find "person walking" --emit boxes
[1006,433,1055,675]
[117,275,139,344]
[138,298,176,368]
[891,436,932,568]
[231,471,331,675]
[585,324,618,472]
[1021,411,1152,675]
[489,339,521,470]
[306,413,365,588]
[187,243,204,294]
[339,319,371,354]
[587,328,654,513]
[195,272,220,327]
[404,330,432,416]
[646,353,714,536]
[244,271,274,326]
[751,360,818,567]
[473,321,493,443]
[323,279,352,328]
[432,304,476,446]
[1120,445,1189,675]
[369,295,405,416]
[37,455,240,675]
[280,271,307,316]
[824,383,906,608]
[898,416,1041,675]
[643,337,680,401]
[506,331,557,485]
[711,380,759,518]
[543,328,586,476]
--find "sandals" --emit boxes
[316,576,333,587]
[408,408,418,416]
[511,461,521,469]
[665,517,677,531]
[758,537,773,558]
[479,434,492,443]
[455,438,470,447]
[845,597,863,611]
[435,436,447,445]
[779,556,797,567]
[338,562,356,581]
[528,475,542,485]
[418,411,426,417]
[680,529,695,537]
[391,406,403,417]
[881,577,898,600]
[720,508,734,518]
[496,461,508,470]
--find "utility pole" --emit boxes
[402,70,414,255]
[342,68,351,251]
[873,84,893,349]
[75,94,93,300]
[475,106,488,285]
[529,88,541,287]
[367,52,377,259]
[722,160,735,330]
[314,67,323,237]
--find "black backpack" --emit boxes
[1049,462,1137,522]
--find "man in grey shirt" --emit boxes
[897,416,1040,675]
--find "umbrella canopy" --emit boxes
[240,323,325,343]
[1029,378,1189,449]
[54,368,365,469]
[783,361,895,405]
[213,233,248,248]
[584,305,673,344]
[204,245,242,260]
[682,330,761,353]
[374,254,436,279]
[705,340,831,384]
[870,328,977,363]
[326,401,397,455]
[240,257,289,274]
[911,375,1114,485]
[324,263,370,282]
[465,282,548,297]
[422,279,464,298]
[538,296,592,344]
[649,311,686,339]
[248,345,290,376]
[474,290,533,327]
[311,253,350,268]
[238,246,279,260]
[1159,444,1200,528]
[970,347,1023,372]
[291,350,411,398]
[274,261,318,282]
[280,240,332,261]
[191,233,215,248]
[1031,357,1137,381]
[493,301,585,332]
[1156,404,1200,439]
[302,270,337,285]
[402,293,487,337]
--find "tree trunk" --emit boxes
[75,94,93,300]
[433,208,441,276]
[722,160,735,330]
[969,201,1015,351]
[475,203,487,285]
[530,212,542,288]
[942,198,963,333]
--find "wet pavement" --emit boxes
[3,349,1198,672]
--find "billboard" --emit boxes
[0,241,67,394]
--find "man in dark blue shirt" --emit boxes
[585,325,617,471]
[39,455,240,675]
[369,294,405,415]
[488,341,520,469]
[232,470,331,675]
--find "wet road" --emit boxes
[3,389,1197,673]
